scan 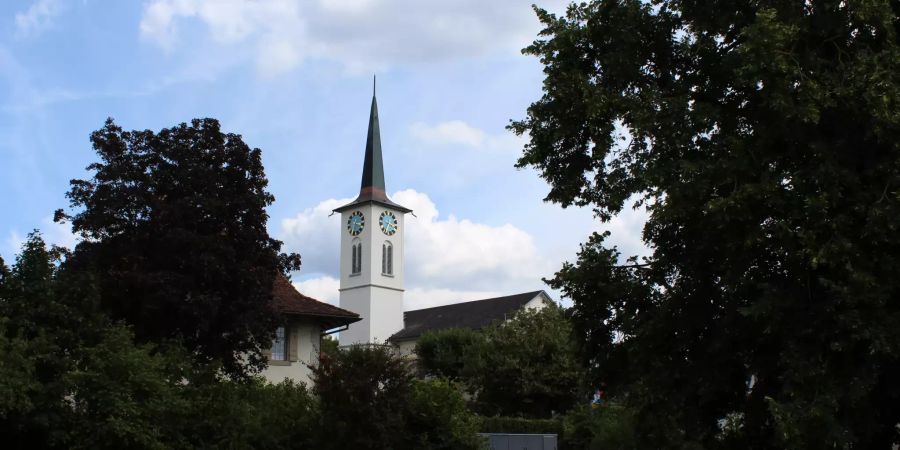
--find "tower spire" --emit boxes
[333,81,411,214]
[360,85,386,197]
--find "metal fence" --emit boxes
[479,433,558,450]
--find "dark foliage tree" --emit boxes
[0,255,8,285]
[320,334,340,357]
[1,233,320,450]
[175,379,318,450]
[56,118,301,377]
[417,307,583,419]
[561,404,637,450]
[465,306,584,418]
[312,345,483,450]
[0,232,89,448]
[512,1,900,448]
[415,327,484,380]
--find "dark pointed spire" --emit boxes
[360,88,386,197]
[334,80,412,214]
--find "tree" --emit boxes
[176,379,318,450]
[56,118,301,377]
[407,378,486,450]
[312,345,484,450]
[0,232,85,448]
[0,232,189,449]
[560,404,637,450]
[0,233,324,450]
[512,1,900,448]
[0,255,8,286]
[320,334,340,357]
[417,307,583,418]
[415,327,484,380]
[465,306,584,418]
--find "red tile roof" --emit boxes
[272,274,360,329]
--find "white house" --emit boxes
[260,274,360,385]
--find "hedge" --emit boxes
[478,416,564,435]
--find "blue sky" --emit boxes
[0,0,648,309]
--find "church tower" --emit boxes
[334,87,411,345]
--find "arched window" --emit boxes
[351,238,362,275]
[382,241,393,275]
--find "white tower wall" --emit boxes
[339,202,406,344]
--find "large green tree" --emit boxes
[312,345,484,450]
[56,118,301,376]
[417,306,584,418]
[513,1,900,448]
[0,233,319,450]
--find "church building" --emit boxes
[260,87,552,385]
[331,88,551,348]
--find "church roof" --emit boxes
[389,291,547,342]
[334,84,412,214]
[272,274,361,329]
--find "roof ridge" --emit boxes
[405,290,545,314]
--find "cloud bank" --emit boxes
[139,0,567,75]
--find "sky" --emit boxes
[0,0,649,310]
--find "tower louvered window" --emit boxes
[382,241,393,275]
[351,239,362,275]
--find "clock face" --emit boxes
[379,211,398,236]
[347,211,365,236]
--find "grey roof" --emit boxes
[389,291,547,342]
[335,90,411,214]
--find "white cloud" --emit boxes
[292,276,340,306]
[15,0,63,38]
[139,0,568,75]
[3,216,79,263]
[409,120,528,157]
[410,121,485,147]
[279,189,555,310]
[292,275,504,311]
[279,196,352,277]
[604,201,652,262]
[404,287,504,310]
[393,189,549,293]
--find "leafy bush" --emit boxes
[408,379,486,450]
[478,416,563,435]
[415,328,484,380]
[313,345,484,449]
[560,405,637,450]
[417,306,584,418]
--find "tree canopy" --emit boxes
[417,306,584,418]
[56,118,301,376]
[1,232,485,449]
[312,345,483,450]
[512,0,900,448]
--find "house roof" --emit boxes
[272,274,361,329]
[389,291,547,342]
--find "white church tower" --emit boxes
[334,87,411,345]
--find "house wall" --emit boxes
[395,338,417,357]
[261,319,322,386]
[523,293,552,311]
